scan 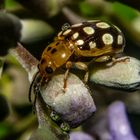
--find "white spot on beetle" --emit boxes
[76,39,84,45]
[89,41,96,49]
[102,33,113,45]
[72,32,79,40]
[83,27,95,35]
[63,29,72,35]
[58,31,62,36]
[72,23,83,27]
[114,25,122,32]
[88,20,100,23]
[96,22,110,29]
[117,35,123,45]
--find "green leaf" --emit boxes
[0,123,12,139]
[79,2,98,17]
[112,2,138,21]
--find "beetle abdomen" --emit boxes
[57,20,125,57]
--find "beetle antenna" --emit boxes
[28,71,39,103]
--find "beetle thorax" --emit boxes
[39,40,73,76]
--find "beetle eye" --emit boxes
[45,67,53,74]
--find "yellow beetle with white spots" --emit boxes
[29,20,126,102]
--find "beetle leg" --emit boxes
[64,61,73,89]
[64,69,69,89]
[64,61,88,90]
[95,55,130,66]
[111,56,130,65]
[74,62,89,83]
[94,55,111,63]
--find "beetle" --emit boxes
[29,20,125,103]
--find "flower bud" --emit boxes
[40,73,96,128]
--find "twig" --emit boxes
[9,43,39,82]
